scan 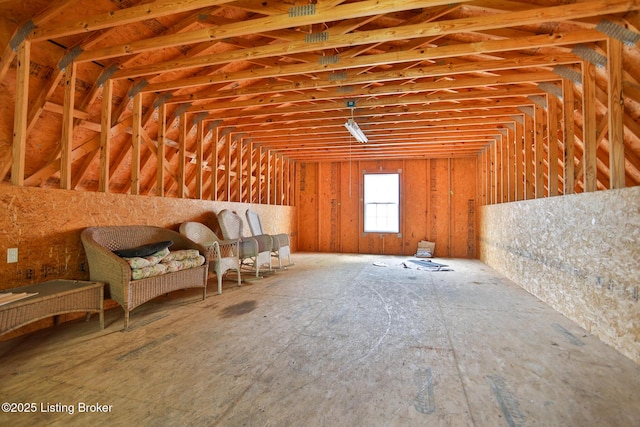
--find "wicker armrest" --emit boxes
[216,239,240,260]
[202,239,238,262]
[251,234,273,253]
[80,229,133,303]
[271,233,290,250]
[238,237,259,258]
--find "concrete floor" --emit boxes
[1,253,639,427]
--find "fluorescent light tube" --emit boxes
[344,119,368,143]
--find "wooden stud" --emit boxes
[131,92,142,195]
[507,126,515,202]
[547,95,559,197]
[582,61,598,192]
[195,120,204,199]
[157,103,166,197]
[285,158,291,206]
[491,141,497,204]
[485,150,491,206]
[178,112,187,198]
[212,128,219,201]
[60,62,76,190]
[225,134,231,202]
[524,113,535,200]
[494,137,500,204]
[478,150,485,206]
[607,37,625,189]
[266,150,272,205]
[274,154,279,206]
[484,146,490,205]
[257,147,264,204]
[534,103,545,198]
[11,41,30,186]
[99,79,112,193]
[562,79,576,194]
[206,122,217,201]
[514,119,524,201]
[271,153,277,206]
[501,134,508,203]
[236,135,243,203]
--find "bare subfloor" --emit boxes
[1,253,639,427]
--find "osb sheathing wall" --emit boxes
[0,184,296,291]
[479,186,640,363]
[297,158,477,257]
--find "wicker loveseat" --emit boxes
[81,225,209,329]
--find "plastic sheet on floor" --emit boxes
[403,259,453,271]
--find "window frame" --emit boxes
[362,172,401,234]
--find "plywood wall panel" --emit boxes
[430,159,451,257]
[296,158,478,258]
[339,162,360,253]
[296,163,319,252]
[318,162,340,252]
[403,159,430,255]
[0,184,296,290]
[479,186,640,363]
[451,157,477,258]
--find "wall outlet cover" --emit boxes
[7,248,18,263]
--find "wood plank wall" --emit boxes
[296,158,477,257]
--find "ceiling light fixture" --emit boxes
[344,118,368,143]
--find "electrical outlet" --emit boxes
[7,248,18,263]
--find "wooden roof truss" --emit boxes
[1,0,639,204]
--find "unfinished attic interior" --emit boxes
[0,0,639,424]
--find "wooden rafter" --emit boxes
[0,0,638,204]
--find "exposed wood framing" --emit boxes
[608,37,626,189]
[548,95,560,197]
[534,104,545,199]
[60,62,76,190]
[178,112,187,198]
[99,78,112,193]
[195,120,204,200]
[0,0,639,205]
[131,92,142,196]
[563,79,577,195]
[10,40,29,186]
[157,102,166,197]
[515,119,525,202]
[583,61,598,192]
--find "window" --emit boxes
[363,173,399,233]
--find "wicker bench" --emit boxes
[81,225,209,329]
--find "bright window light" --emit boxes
[363,173,399,233]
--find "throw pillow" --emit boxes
[113,240,173,258]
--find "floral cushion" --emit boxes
[125,248,204,280]
[123,247,170,269]
[130,263,168,280]
[162,249,201,262]
[162,255,206,273]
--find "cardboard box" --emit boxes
[415,240,435,258]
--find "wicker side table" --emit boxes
[0,280,104,336]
